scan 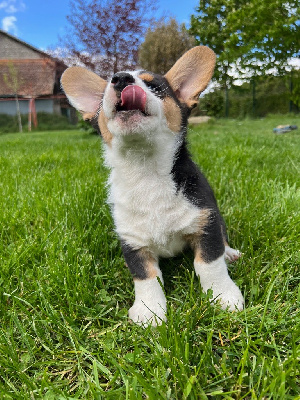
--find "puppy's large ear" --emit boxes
[165,46,216,108]
[61,67,107,120]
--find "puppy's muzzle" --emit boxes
[111,72,147,114]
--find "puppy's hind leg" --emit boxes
[194,252,244,311]
[192,214,244,311]
[220,215,242,263]
[224,245,242,263]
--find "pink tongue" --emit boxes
[121,85,147,112]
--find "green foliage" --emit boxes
[0,112,74,134]
[291,70,300,108]
[197,90,224,118]
[139,18,195,74]
[0,119,299,398]
[225,0,299,74]
[190,0,299,83]
[190,0,228,54]
[77,112,98,135]
[0,114,22,134]
[190,0,242,85]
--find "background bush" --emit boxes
[0,112,74,134]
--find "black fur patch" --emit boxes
[171,140,218,208]
[171,139,227,261]
[198,211,225,263]
[121,241,148,280]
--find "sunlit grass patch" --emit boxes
[0,115,299,398]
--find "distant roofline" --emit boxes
[0,29,67,66]
[0,29,50,56]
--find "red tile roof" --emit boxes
[0,58,58,97]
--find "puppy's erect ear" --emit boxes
[61,67,107,120]
[165,46,216,108]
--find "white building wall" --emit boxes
[0,99,55,115]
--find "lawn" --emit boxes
[0,115,299,399]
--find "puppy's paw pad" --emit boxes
[129,302,166,327]
[225,246,242,263]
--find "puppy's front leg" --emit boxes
[121,242,167,326]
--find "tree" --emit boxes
[190,1,237,84]
[225,0,299,76]
[138,18,195,74]
[191,0,299,78]
[189,0,242,116]
[227,0,300,112]
[3,62,23,133]
[61,0,157,79]
[190,0,299,116]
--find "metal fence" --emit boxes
[197,73,300,118]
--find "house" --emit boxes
[0,30,75,127]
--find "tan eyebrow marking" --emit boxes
[139,73,154,82]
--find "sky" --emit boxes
[0,0,199,51]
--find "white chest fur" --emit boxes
[105,131,202,257]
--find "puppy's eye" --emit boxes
[145,81,164,97]
[144,81,157,91]
[141,77,167,99]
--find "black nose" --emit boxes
[111,72,135,92]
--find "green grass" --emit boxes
[0,115,299,399]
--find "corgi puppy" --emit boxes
[61,46,244,326]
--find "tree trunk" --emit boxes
[225,85,229,118]
[224,63,229,118]
[113,41,118,74]
[252,78,256,118]
[289,70,293,113]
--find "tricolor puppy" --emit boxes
[61,46,244,326]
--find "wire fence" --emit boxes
[197,73,300,118]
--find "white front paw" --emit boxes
[210,279,244,311]
[129,300,167,326]
[130,275,167,326]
